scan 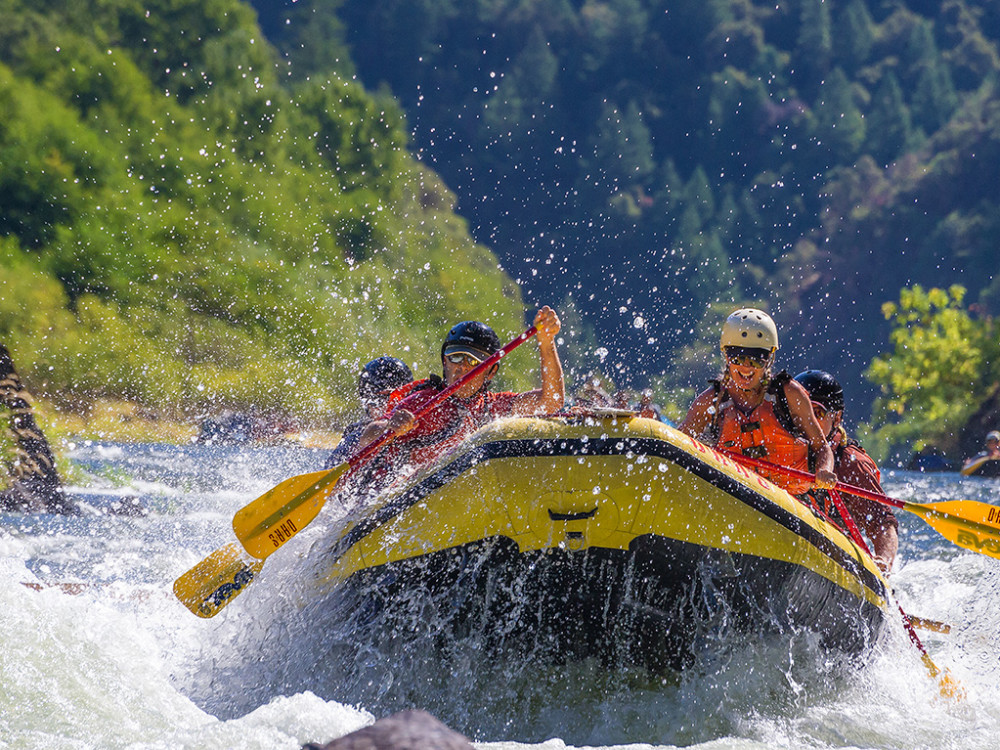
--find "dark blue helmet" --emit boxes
[794,370,844,412]
[359,356,412,406]
[440,321,501,363]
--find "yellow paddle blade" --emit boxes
[232,463,351,560]
[173,542,265,618]
[908,499,1000,559]
[919,653,967,701]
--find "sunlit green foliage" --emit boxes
[0,0,528,426]
[863,285,999,459]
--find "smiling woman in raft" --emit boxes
[678,307,836,497]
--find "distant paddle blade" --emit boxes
[913,500,1000,560]
[173,542,264,618]
[233,465,350,560]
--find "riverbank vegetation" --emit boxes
[0,0,530,440]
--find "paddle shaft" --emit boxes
[719,450,1000,542]
[719,450,965,697]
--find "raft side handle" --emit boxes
[548,507,598,521]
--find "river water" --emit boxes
[2,440,999,749]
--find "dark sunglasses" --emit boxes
[811,401,829,420]
[445,352,483,366]
[724,347,770,368]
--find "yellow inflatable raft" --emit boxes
[310,411,890,671]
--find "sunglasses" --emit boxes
[445,352,483,366]
[811,401,829,420]
[724,347,770,368]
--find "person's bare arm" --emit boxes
[678,388,717,439]
[512,306,565,414]
[784,380,836,488]
[358,409,416,449]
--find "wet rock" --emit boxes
[302,710,475,750]
[0,343,77,514]
[959,383,1000,461]
[906,445,955,473]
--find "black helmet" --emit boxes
[440,321,501,362]
[358,356,413,405]
[794,370,844,412]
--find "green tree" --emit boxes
[583,99,655,194]
[911,54,959,133]
[248,0,355,80]
[834,0,875,72]
[811,67,866,162]
[864,285,999,458]
[866,71,916,165]
[796,0,833,87]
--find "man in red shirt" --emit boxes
[795,370,899,574]
[359,306,564,473]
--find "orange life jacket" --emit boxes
[716,390,812,495]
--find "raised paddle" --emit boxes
[173,326,538,617]
[719,451,1000,560]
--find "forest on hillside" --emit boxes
[0,0,531,427]
[254,0,1000,423]
[2,0,999,461]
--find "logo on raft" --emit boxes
[199,563,258,616]
[956,529,1000,554]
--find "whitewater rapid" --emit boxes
[2,441,999,749]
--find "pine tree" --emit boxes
[584,99,655,192]
[812,67,865,162]
[866,72,915,165]
[912,56,959,133]
[834,0,875,72]
[796,0,833,88]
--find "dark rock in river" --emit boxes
[0,342,77,514]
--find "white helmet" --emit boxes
[720,308,778,352]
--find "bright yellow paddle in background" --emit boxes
[173,326,538,618]
[722,451,1000,560]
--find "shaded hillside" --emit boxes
[0,0,529,424]
[256,0,1000,413]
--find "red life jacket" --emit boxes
[715,386,811,495]
[380,377,519,470]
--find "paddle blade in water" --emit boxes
[918,653,967,701]
[911,500,1000,560]
[173,542,264,618]
[233,465,349,560]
